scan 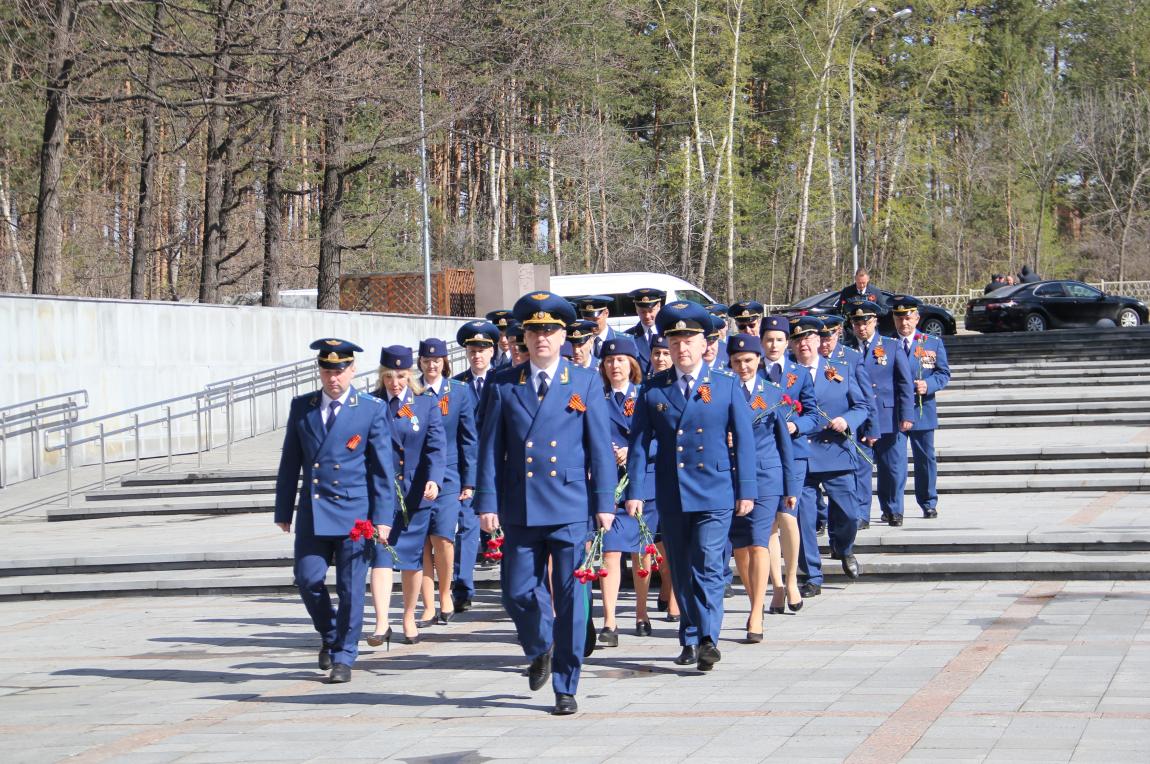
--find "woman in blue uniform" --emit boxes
[416,339,477,626]
[596,337,657,645]
[367,345,445,646]
[725,335,800,642]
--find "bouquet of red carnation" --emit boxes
[483,527,505,562]
[349,519,400,564]
[634,509,664,579]
[574,528,608,584]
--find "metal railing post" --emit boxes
[195,395,203,467]
[249,380,256,437]
[166,406,173,472]
[226,383,234,464]
[133,413,141,473]
[0,412,7,489]
[98,423,107,489]
[30,404,40,479]
[206,390,213,453]
[64,427,73,508]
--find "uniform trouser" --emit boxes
[452,501,479,602]
[659,507,735,647]
[798,467,855,586]
[816,486,828,528]
[501,521,590,696]
[294,533,368,667]
[854,441,874,522]
[723,538,734,587]
[908,428,938,511]
[874,432,908,519]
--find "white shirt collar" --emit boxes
[322,387,352,409]
[424,377,446,395]
[529,358,562,387]
[675,362,704,382]
[596,327,610,342]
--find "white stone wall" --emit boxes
[0,294,474,486]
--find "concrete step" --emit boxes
[951,358,1146,373]
[930,474,1150,492]
[821,551,1150,580]
[85,482,275,501]
[47,498,274,521]
[938,412,1150,429]
[937,444,1150,462]
[941,387,1150,405]
[926,458,1150,476]
[948,375,1147,390]
[940,400,1150,417]
[118,469,277,486]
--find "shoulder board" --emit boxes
[359,391,383,405]
[711,368,736,378]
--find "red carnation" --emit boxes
[644,543,658,555]
[636,569,650,578]
[598,568,609,579]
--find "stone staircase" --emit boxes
[4,326,1150,597]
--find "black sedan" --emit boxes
[780,290,957,336]
[965,280,1148,333]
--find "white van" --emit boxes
[550,272,717,332]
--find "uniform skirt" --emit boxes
[602,501,660,554]
[729,494,782,549]
[428,466,461,541]
[377,503,431,571]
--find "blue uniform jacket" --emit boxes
[828,342,878,440]
[624,364,756,512]
[623,322,658,376]
[474,359,616,525]
[274,389,397,536]
[769,356,821,460]
[592,327,625,357]
[604,383,656,501]
[424,377,478,490]
[453,368,493,426]
[803,356,871,473]
[375,387,446,512]
[741,377,802,499]
[856,335,916,436]
[902,332,950,431]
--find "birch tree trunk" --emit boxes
[130,0,163,300]
[724,0,744,302]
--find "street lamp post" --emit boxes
[848,6,912,275]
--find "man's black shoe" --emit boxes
[816,523,827,537]
[453,598,472,613]
[830,551,842,561]
[552,693,578,715]
[880,512,892,524]
[858,519,870,530]
[674,645,699,665]
[697,639,721,672]
[799,582,822,598]
[724,583,734,599]
[327,663,351,684]
[528,650,552,691]
[318,645,333,671]
[842,554,861,579]
[923,508,938,519]
[889,515,904,527]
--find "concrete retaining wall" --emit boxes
[0,294,475,486]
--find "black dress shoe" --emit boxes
[816,523,827,537]
[666,613,680,623]
[552,693,578,715]
[673,645,699,665]
[697,639,721,671]
[842,554,861,579]
[635,620,652,637]
[656,599,668,612]
[799,582,822,598]
[923,508,938,519]
[745,631,763,644]
[318,645,333,671]
[454,598,472,614]
[889,515,904,527]
[528,650,552,691]
[598,627,619,648]
[724,583,734,599]
[858,519,870,530]
[880,512,892,524]
[327,663,351,684]
[830,551,842,561]
[437,610,454,625]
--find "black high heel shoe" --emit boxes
[366,627,392,651]
[788,596,803,612]
[402,632,421,646]
[437,610,454,625]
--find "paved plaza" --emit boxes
[2,579,1150,763]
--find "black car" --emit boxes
[780,289,957,336]
[965,280,1148,333]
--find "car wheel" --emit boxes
[920,317,946,336]
[1025,312,1047,332]
[1118,308,1141,327]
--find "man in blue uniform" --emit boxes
[566,319,599,370]
[475,291,616,716]
[729,300,764,336]
[274,338,397,684]
[818,315,878,531]
[576,295,623,358]
[704,313,729,370]
[451,320,501,612]
[624,287,664,376]
[788,318,871,590]
[890,295,951,519]
[848,300,915,526]
[486,310,515,369]
[625,301,756,672]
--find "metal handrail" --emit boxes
[0,390,88,487]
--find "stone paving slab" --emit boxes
[2,581,1149,762]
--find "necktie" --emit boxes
[614,391,625,407]
[594,337,603,357]
[769,363,781,385]
[326,400,340,432]
[742,384,752,402]
[475,376,483,399]
[681,374,693,400]
[537,371,549,401]
[904,337,912,356]
[388,396,400,417]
